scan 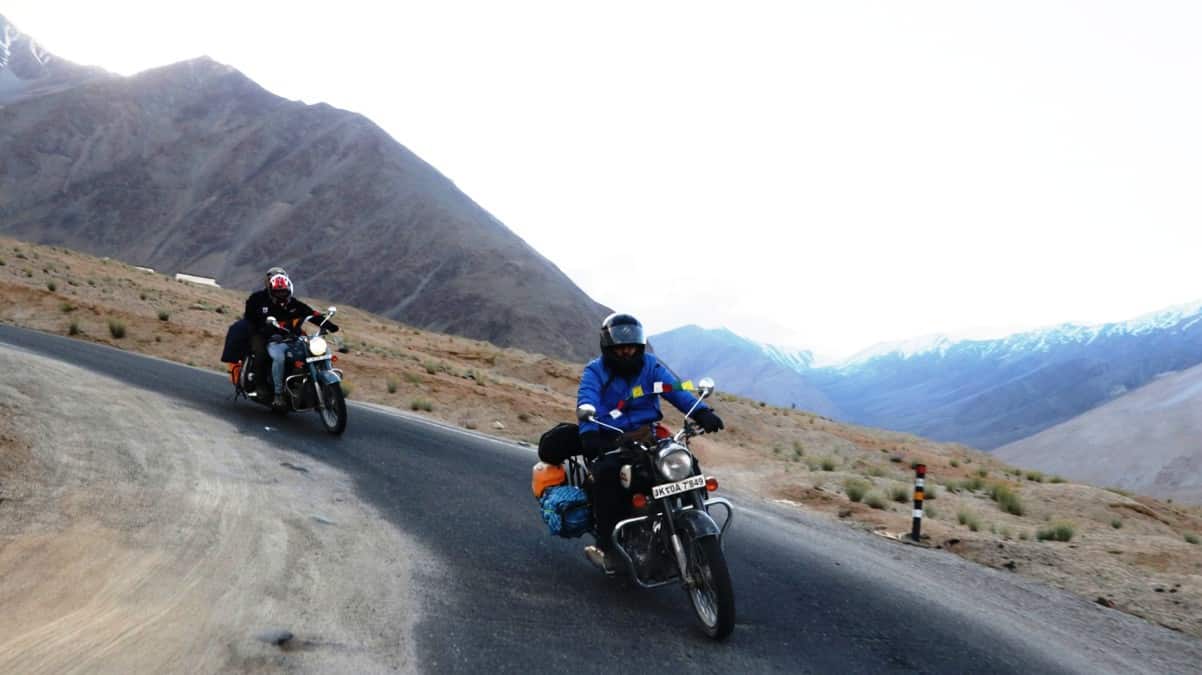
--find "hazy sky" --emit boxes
[6,1,1201,359]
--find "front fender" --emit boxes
[311,364,341,385]
[674,506,721,540]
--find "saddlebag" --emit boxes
[538,485,591,538]
[221,319,251,364]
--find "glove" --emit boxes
[325,321,339,333]
[692,408,724,433]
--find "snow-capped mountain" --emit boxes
[655,300,1202,450]
[813,299,1202,448]
[0,14,107,104]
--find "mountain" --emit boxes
[654,301,1202,451]
[0,15,109,104]
[0,15,608,361]
[811,301,1202,449]
[994,362,1202,504]
[649,325,840,416]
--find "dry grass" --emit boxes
[2,235,1202,637]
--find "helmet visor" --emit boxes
[606,322,645,346]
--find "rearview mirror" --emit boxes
[576,404,597,422]
[266,316,279,327]
[698,377,715,397]
[327,306,337,316]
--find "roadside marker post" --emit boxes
[911,464,926,542]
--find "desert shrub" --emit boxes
[1185,533,1200,545]
[215,306,226,314]
[386,378,398,394]
[1025,470,1045,483]
[925,505,938,519]
[1111,518,1123,529]
[792,440,804,455]
[139,292,148,301]
[59,302,76,313]
[1019,531,1030,541]
[976,468,989,478]
[1049,475,1066,484]
[820,457,837,471]
[866,466,886,478]
[989,483,1025,516]
[424,361,441,375]
[1037,522,1075,542]
[865,492,887,510]
[46,281,57,292]
[410,398,434,412]
[108,320,126,339]
[1105,486,1133,497]
[889,455,904,464]
[0,258,5,266]
[890,485,910,503]
[924,484,937,500]
[949,458,960,468]
[403,371,422,385]
[958,509,982,531]
[965,476,986,492]
[157,310,170,321]
[844,479,869,502]
[68,321,81,336]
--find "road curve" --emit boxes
[2,324,1197,674]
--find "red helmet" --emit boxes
[268,274,293,304]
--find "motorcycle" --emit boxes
[231,307,348,434]
[574,377,736,640]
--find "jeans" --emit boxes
[267,340,291,394]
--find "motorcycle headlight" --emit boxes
[308,336,328,356]
[656,445,693,482]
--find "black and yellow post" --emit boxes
[911,464,927,541]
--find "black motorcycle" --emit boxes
[233,307,347,434]
[575,377,736,640]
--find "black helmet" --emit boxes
[600,313,646,377]
[600,313,646,350]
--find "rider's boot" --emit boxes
[272,392,287,411]
[584,545,621,576]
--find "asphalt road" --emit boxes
[4,324,1188,674]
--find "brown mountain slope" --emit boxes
[996,364,1202,504]
[0,19,608,361]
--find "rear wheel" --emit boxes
[685,535,735,640]
[317,382,347,434]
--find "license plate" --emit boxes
[306,355,331,363]
[652,475,706,499]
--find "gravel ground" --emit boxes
[0,345,424,673]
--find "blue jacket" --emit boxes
[577,353,710,436]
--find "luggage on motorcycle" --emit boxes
[531,461,566,498]
[221,319,251,364]
[538,485,591,538]
[538,422,582,464]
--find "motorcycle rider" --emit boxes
[244,271,338,409]
[578,313,724,573]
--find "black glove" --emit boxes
[692,408,724,433]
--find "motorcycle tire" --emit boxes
[685,534,735,640]
[317,382,347,435]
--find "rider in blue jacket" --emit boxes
[580,313,724,573]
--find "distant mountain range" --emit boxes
[651,326,838,417]
[996,362,1202,504]
[0,14,609,361]
[653,300,1202,449]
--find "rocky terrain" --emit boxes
[3,236,1200,640]
[0,13,609,362]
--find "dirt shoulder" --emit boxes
[0,344,423,673]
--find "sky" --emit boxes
[5,1,1202,360]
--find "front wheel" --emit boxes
[685,535,735,640]
[317,382,347,434]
